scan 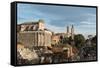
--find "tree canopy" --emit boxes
[74,34,85,49]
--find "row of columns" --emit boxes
[33,32,47,46]
[18,31,51,47]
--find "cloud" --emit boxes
[45,23,66,33]
[80,21,95,25]
[17,3,96,36]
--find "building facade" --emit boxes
[17,19,52,48]
[66,25,74,39]
[51,25,75,45]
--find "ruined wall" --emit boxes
[17,32,36,48]
[17,31,52,48]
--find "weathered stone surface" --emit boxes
[17,44,39,61]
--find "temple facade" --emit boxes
[17,19,52,48]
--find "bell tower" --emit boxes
[71,25,74,40]
[66,26,70,37]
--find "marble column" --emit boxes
[41,32,43,46]
[37,32,38,46]
[33,33,35,46]
[44,32,46,46]
[39,32,41,46]
[34,32,36,46]
[43,32,44,46]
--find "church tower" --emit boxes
[67,26,70,37]
[71,25,74,40]
[67,26,69,33]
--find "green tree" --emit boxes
[62,37,69,44]
[74,34,85,49]
[91,35,97,44]
[58,36,69,44]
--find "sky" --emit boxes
[17,3,96,38]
